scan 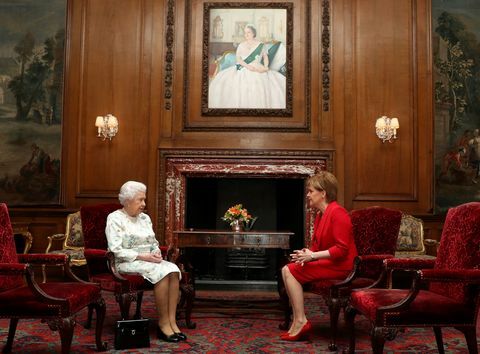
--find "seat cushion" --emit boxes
[0,282,101,317]
[351,288,473,326]
[89,273,151,292]
[307,277,375,296]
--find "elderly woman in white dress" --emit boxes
[106,181,185,343]
[208,24,286,109]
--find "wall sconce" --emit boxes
[375,115,399,143]
[95,114,118,141]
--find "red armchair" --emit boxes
[0,203,106,354]
[279,206,402,351]
[81,203,195,328]
[345,202,480,353]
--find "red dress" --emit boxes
[287,201,357,284]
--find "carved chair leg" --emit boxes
[181,282,196,329]
[117,293,133,320]
[344,305,357,354]
[327,297,341,351]
[456,326,478,354]
[134,291,144,319]
[92,297,107,351]
[371,327,387,354]
[3,318,18,353]
[433,326,445,354]
[85,304,94,329]
[48,317,75,354]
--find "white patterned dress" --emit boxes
[105,209,180,284]
[208,41,286,109]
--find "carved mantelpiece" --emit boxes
[158,149,332,247]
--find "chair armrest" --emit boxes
[18,253,68,265]
[103,251,130,282]
[332,254,394,291]
[384,257,436,270]
[419,268,480,283]
[84,248,107,259]
[105,251,124,277]
[45,233,66,253]
[0,262,77,305]
[0,262,29,275]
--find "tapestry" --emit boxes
[0,0,65,205]
[433,0,480,213]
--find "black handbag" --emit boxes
[114,318,150,350]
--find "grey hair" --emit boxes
[118,181,147,206]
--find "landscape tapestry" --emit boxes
[433,0,480,213]
[0,0,65,205]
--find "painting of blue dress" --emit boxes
[0,0,65,205]
[433,0,480,213]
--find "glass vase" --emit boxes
[231,219,244,232]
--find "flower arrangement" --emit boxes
[221,204,256,230]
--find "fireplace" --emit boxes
[158,149,332,281]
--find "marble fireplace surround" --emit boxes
[158,149,333,247]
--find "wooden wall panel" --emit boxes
[72,0,152,198]
[343,0,433,213]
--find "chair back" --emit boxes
[81,203,122,277]
[350,206,402,278]
[81,203,122,250]
[395,213,426,256]
[430,202,480,303]
[350,206,402,255]
[63,211,83,249]
[0,203,24,292]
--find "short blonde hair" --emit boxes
[307,171,338,202]
[118,181,146,206]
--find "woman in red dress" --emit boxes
[280,171,358,341]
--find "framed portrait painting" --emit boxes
[177,1,313,131]
[202,3,292,116]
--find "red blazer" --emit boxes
[311,201,357,270]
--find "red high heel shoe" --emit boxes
[281,321,312,341]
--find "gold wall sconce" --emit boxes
[95,114,118,141]
[375,115,399,143]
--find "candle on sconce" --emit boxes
[95,116,104,135]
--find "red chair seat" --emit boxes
[308,277,376,296]
[351,289,472,325]
[0,283,101,316]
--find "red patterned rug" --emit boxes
[0,290,477,353]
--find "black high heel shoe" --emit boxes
[174,332,187,341]
[157,326,180,343]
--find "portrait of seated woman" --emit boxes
[208,24,287,109]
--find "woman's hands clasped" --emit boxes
[290,248,314,266]
[137,250,163,263]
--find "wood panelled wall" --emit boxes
[9,0,437,251]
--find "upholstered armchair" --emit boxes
[279,206,402,351]
[0,203,106,353]
[345,202,480,353]
[81,203,195,328]
[44,211,85,282]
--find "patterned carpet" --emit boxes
[0,290,477,353]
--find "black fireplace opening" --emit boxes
[184,177,305,283]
